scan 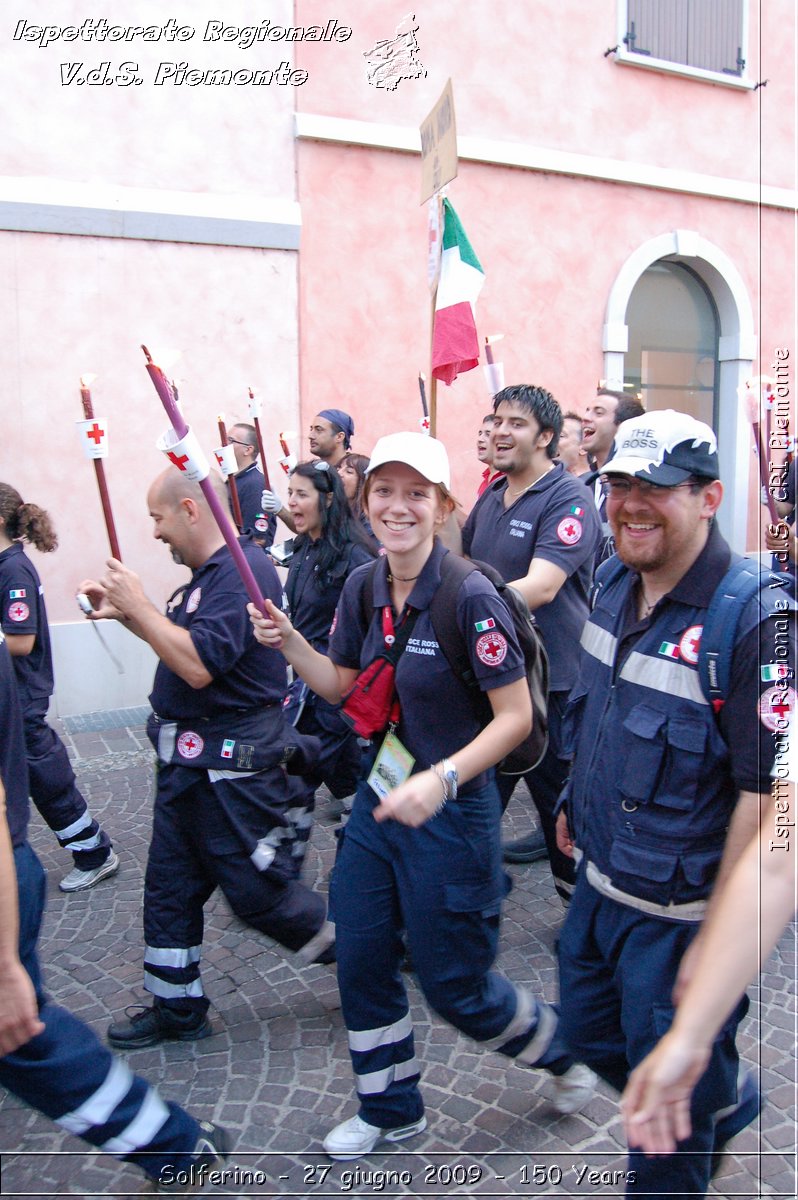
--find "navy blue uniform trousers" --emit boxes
[143,766,327,1012]
[24,702,112,869]
[0,844,199,1180]
[330,774,573,1129]
[558,871,747,1199]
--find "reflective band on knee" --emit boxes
[355,1056,420,1095]
[57,1058,134,1136]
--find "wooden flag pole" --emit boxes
[428,192,443,438]
[217,414,244,531]
[79,380,122,560]
[248,389,272,490]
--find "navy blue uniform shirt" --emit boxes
[0,542,54,706]
[286,537,374,651]
[0,635,30,847]
[609,522,796,793]
[461,463,600,691]
[150,535,287,720]
[233,463,276,548]
[330,541,525,778]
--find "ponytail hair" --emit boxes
[0,484,58,552]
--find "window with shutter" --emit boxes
[624,0,746,78]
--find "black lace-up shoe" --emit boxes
[108,1004,212,1049]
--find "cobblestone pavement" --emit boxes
[0,711,794,1198]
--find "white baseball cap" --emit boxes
[366,432,451,489]
[604,410,719,484]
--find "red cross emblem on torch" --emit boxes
[86,422,104,445]
[167,451,190,472]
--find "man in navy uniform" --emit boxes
[227,422,276,549]
[0,632,229,1189]
[461,385,600,893]
[80,469,333,1050]
[557,409,795,1196]
[260,409,356,532]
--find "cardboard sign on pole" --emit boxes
[420,79,457,205]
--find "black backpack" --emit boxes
[359,553,549,775]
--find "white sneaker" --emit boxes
[59,850,120,893]
[323,1114,427,1161]
[552,1062,596,1114]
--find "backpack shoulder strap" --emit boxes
[590,552,627,609]
[358,558,381,632]
[700,556,785,711]
[429,553,481,687]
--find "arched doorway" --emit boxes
[602,231,756,549]
[625,260,720,428]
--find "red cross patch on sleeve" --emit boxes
[758,685,797,733]
[475,631,508,666]
[556,517,583,545]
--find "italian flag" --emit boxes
[431,199,485,386]
[659,642,680,659]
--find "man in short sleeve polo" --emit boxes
[556,410,796,1197]
[461,385,600,897]
[79,469,332,1051]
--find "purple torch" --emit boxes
[142,345,267,614]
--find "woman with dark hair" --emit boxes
[250,433,593,1161]
[337,452,377,546]
[280,461,377,838]
[0,484,118,892]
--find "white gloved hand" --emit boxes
[261,489,283,514]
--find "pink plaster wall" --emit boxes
[297,139,793,517]
[3,0,297,195]
[295,1,793,189]
[0,232,299,620]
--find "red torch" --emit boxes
[78,376,122,561]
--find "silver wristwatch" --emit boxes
[438,758,458,802]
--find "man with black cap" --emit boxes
[556,409,796,1197]
[260,409,355,531]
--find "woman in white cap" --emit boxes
[249,432,594,1159]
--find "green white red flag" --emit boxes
[431,199,484,385]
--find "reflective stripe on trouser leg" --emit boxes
[23,713,112,868]
[143,944,204,1001]
[0,1000,199,1182]
[349,1011,421,1098]
[52,810,105,855]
